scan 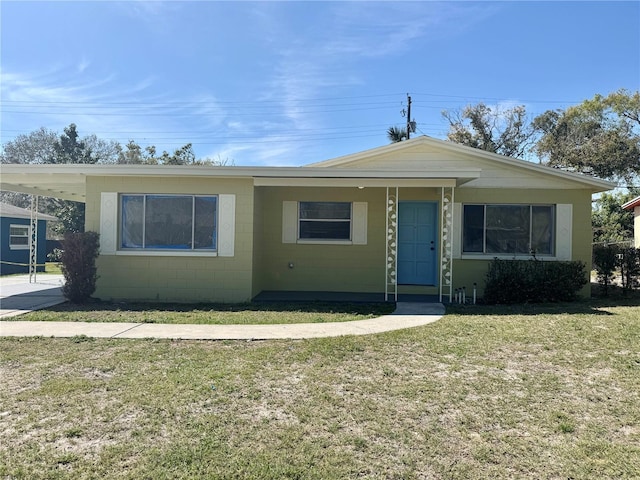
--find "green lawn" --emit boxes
[17,301,395,325]
[1,302,639,479]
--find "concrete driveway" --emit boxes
[0,274,65,318]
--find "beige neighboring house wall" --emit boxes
[622,196,640,248]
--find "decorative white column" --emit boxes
[385,187,399,302]
[29,195,39,284]
[439,187,454,302]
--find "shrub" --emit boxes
[47,248,63,263]
[593,244,620,296]
[483,258,587,304]
[618,247,640,294]
[60,231,100,303]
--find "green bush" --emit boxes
[593,244,620,296]
[483,259,587,304]
[61,231,100,303]
[618,247,640,294]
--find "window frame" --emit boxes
[462,204,556,257]
[9,224,30,250]
[119,194,218,252]
[297,201,353,242]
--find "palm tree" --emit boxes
[387,126,407,143]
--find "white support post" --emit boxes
[439,186,454,303]
[29,195,39,284]
[385,187,399,302]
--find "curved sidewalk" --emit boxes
[0,302,444,340]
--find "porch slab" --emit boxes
[252,290,441,303]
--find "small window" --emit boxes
[9,225,30,250]
[299,202,351,240]
[120,194,217,250]
[463,204,555,256]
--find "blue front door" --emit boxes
[397,202,438,285]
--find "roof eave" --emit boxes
[622,197,640,210]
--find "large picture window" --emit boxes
[298,202,351,240]
[463,204,554,255]
[121,195,217,250]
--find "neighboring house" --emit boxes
[0,202,57,275]
[0,136,614,301]
[622,196,640,248]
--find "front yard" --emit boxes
[1,302,638,479]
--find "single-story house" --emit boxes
[0,202,57,275]
[0,136,614,302]
[622,196,640,248]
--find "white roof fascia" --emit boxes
[622,196,640,210]
[1,164,482,201]
[0,203,58,221]
[2,163,478,178]
[253,178,459,188]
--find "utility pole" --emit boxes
[406,94,412,140]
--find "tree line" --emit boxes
[0,124,231,234]
[2,89,638,241]
[0,123,230,166]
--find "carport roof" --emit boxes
[0,164,482,202]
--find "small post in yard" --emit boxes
[29,195,39,284]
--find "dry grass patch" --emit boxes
[1,304,639,479]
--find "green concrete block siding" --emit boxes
[254,186,442,295]
[255,186,385,294]
[453,188,593,299]
[85,174,594,302]
[86,176,255,303]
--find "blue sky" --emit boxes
[1,1,638,166]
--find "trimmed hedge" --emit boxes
[483,259,588,304]
[61,231,100,303]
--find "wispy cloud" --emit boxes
[77,58,90,74]
[322,2,497,58]
[207,1,501,166]
[1,2,502,167]
[113,0,181,20]
[0,65,229,157]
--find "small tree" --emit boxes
[592,244,619,296]
[618,247,640,294]
[61,231,100,303]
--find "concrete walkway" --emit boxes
[0,275,444,339]
[0,274,65,318]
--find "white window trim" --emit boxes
[458,203,572,260]
[460,254,563,261]
[100,192,235,257]
[283,201,367,245]
[114,250,218,257]
[298,201,352,242]
[296,240,354,246]
[461,203,557,257]
[9,224,30,250]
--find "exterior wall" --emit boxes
[0,217,47,275]
[452,188,593,299]
[83,174,596,302]
[251,187,265,297]
[254,186,441,295]
[85,176,254,303]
